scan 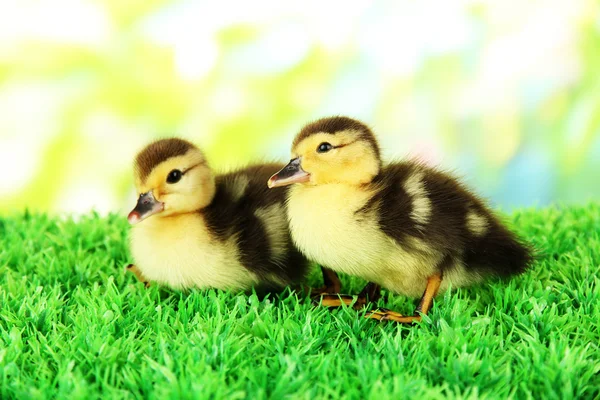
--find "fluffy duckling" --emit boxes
[126,138,309,293]
[268,116,533,323]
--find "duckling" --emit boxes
[268,116,533,323]
[125,138,309,293]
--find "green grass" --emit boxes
[1,204,599,399]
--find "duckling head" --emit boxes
[128,138,215,225]
[268,116,381,188]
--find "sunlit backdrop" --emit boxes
[1,0,599,215]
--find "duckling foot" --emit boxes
[124,264,151,288]
[366,309,421,324]
[365,273,443,324]
[313,294,358,308]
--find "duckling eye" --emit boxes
[317,142,333,153]
[166,169,182,184]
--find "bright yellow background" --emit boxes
[1,0,599,215]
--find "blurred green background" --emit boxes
[0,0,599,215]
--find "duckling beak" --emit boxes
[268,157,310,188]
[128,191,164,225]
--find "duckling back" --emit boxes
[203,163,309,291]
[368,162,533,281]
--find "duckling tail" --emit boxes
[464,221,534,278]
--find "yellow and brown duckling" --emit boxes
[268,116,533,323]
[126,138,309,293]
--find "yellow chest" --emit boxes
[287,184,441,297]
[287,185,381,272]
[129,214,258,290]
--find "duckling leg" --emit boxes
[366,273,442,324]
[316,282,381,309]
[353,282,382,309]
[310,267,342,296]
[125,264,151,288]
[415,272,443,315]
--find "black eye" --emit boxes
[166,169,182,184]
[317,142,333,153]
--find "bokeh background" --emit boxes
[1,0,599,215]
